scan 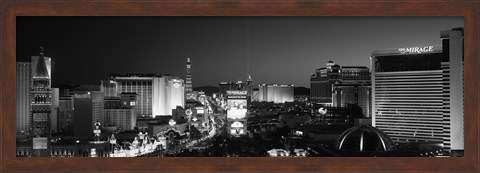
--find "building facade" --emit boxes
[104,93,137,131]
[153,76,185,116]
[310,61,370,105]
[257,84,294,103]
[101,74,185,117]
[101,75,153,117]
[371,27,464,154]
[72,91,104,139]
[332,84,371,117]
[101,80,118,97]
[372,45,444,145]
[16,62,31,133]
[91,91,105,126]
[58,96,74,135]
[219,77,255,101]
[104,109,136,131]
[440,28,464,154]
[50,88,59,133]
[30,48,53,156]
[185,57,193,99]
[219,81,245,96]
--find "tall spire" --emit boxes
[34,46,49,78]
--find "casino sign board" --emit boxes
[226,90,248,137]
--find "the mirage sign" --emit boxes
[398,46,434,54]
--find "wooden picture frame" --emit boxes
[1,0,478,172]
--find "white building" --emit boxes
[16,62,31,132]
[153,76,185,116]
[104,109,136,131]
[101,74,185,117]
[371,28,464,155]
[257,84,294,103]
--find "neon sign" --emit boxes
[227,90,247,95]
[398,46,434,54]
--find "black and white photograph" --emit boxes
[15,16,464,157]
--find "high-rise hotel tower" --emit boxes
[185,57,193,99]
[371,28,463,155]
[30,47,53,156]
[101,74,185,117]
[16,62,31,133]
[310,61,370,105]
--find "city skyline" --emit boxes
[16,17,465,158]
[17,17,463,88]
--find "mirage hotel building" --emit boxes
[371,28,463,156]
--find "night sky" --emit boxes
[16,17,463,88]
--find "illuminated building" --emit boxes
[219,76,255,101]
[101,74,185,117]
[219,81,244,96]
[257,84,294,103]
[332,84,371,117]
[310,61,370,105]
[91,92,105,126]
[72,91,104,139]
[101,80,117,97]
[16,62,31,132]
[440,28,464,155]
[185,57,194,99]
[371,27,464,155]
[101,75,153,117]
[153,76,185,116]
[50,88,59,133]
[58,95,74,135]
[104,93,137,131]
[30,47,52,156]
[372,45,444,145]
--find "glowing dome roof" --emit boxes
[335,125,396,152]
